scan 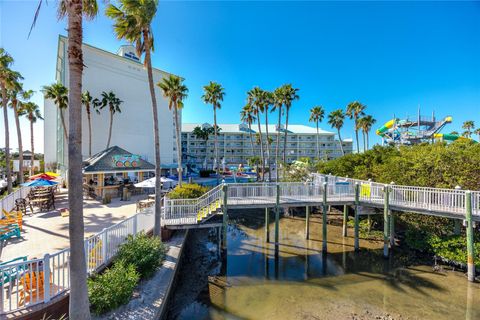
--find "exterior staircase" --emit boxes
[196,199,222,223]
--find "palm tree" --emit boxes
[82,90,96,157]
[328,109,346,156]
[272,87,284,181]
[247,87,266,180]
[43,83,69,140]
[99,91,122,149]
[358,115,376,151]
[346,101,366,153]
[31,1,98,317]
[106,0,162,237]
[308,106,325,159]
[281,84,300,164]
[462,120,475,138]
[158,75,188,186]
[8,82,26,183]
[20,102,43,175]
[192,125,215,169]
[0,48,21,194]
[474,128,480,142]
[263,91,274,181]
[202,81,225,182]
[240,104,256,159]
[450,131,459,136]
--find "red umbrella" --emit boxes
[29,173,56,181]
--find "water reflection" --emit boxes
[170,209,480,320]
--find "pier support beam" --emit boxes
[454,219,461,235]
[265,208,270,242]
[466,191,475,282]
[305,206,310,240]
[274,184,280,244]
[383,185,390,258]
[322,182,328,253]
[354,183,360,251]
[342,205,348,237]
[389,210,395,247]
[222,184,228,251]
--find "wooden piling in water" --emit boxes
[465,191,475,282]
[322,182,328,253]
[222,184,228,250]
[342,205,348,237]
[389,210,395,247]
[354,183,360,251]
[275,184,280,244]
[305,206,310,240]
[265,207,270,242]
[454,219,461,235]
[383,185,390,258]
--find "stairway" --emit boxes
[196,199,222,223]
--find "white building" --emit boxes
[182,123,353,169]
[44,36,179,174]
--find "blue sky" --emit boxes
[1,1,479,152]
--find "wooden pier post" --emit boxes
[322,182,328,253]
[342,205,348,237]
[389,210,395,247]
[275,184,280,244]
[383,185,390,258]
[465,191,475,282]
[265,207,270,242]
[454,220,461,235]
[222,184,228,250]
[305,206,310,240]
[354,183,360,251]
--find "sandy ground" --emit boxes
[1,189,147,262]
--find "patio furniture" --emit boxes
[136,199,154,212]
[19,270,54,306]
[88,239,103,269]
[0,224,21,241]
[15,198,28,215]
[0,256,28,286]
[0,210,23,231]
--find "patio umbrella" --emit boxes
[134,177,176,189]
[29,173,56,181]
[45,171,60,177]
[22,178,59,187]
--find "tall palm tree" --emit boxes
[82,90,96,157]
[247,87,266,180]
[346,101,366,153]
[106,0,162,237]
[309,106,325,159]
[240,104,256,159]
[158,75,188,186]
[0,49,21,194]
[99,91,122,149]
[202,81,225,182]
[462,120,475,138]
[358,115,376,151]
[192,125,215,169]
[8,82,26,183]
[31,1,99,317]
[20,102,43,175]
[259,90,273,181]
[43,83,69,140]
[281,84,300,164]
[328,109,346,156]
[272,86,284,181]
[474,128,480,142]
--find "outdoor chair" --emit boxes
[19,270,54,306]
[87,239,103,270]
[0,224,21,242]
[0,256,28,287]
[15,198,28,215]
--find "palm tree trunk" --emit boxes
[257,115,265,181]
[87,110,92,157]
[283,106,289,164]
[173,106,182,186]
[13,102,24,183]
[60,109,68,140]
[275,106,282,181]
[144,32,162,237]
[355,124,360,153]
[248,123,254,156]
[66,1,91,318]
[366,132,370,150]
[30,120,34,176]
[1,84,12,193]
[264,107,271,181]
[337,129,345,156]
[316,121,320,159]
[106,111,113,149]
[213,106,220,183]
[362,130,366,153]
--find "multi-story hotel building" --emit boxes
[44,36,179,174]
[182,123,352,168]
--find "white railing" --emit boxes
[0,187,30,218]
[473,192,480,216]
[227,183,277,206]
[163,184,224,225]
[0,208,154,314]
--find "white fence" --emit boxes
[0,208,154,314]
[0,187,30,218]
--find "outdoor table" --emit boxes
[148,194,156,200]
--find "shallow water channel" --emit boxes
[167,209,480,320]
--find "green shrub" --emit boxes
[168,183,209,199]
[88,261,139,315]
[116,232,166,278]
